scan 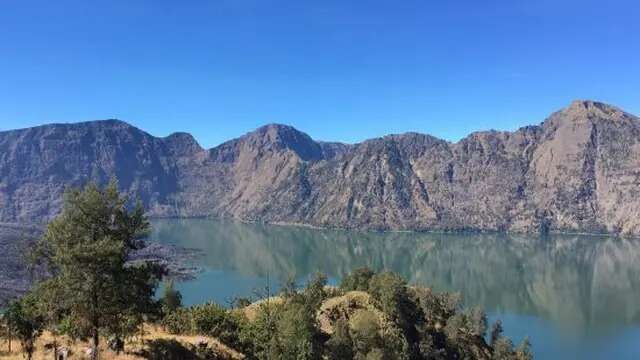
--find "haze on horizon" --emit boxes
[1,0,638,148]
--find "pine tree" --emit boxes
[161,280,183,315]
[32,180,163,360]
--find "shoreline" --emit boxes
[147,215,631,239]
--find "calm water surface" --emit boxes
[149,218,640,360]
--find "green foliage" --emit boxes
[159,269,529,360]
[416,287,461,323]
[237,302,281,358]
[162,307,194,335]
[0,311,13,352]
[302,272,328,311]
[368,271,408,321]
[492,337,515,360]
[326,318,354,360]
[160,302,247,351]
[30,180,163,358]
[234,274,330,360]
[144,339,198,360]
[490,320,504,346]
[340,267,375,292]
[161,280,183,315]
[268,301,320,359]
[368,271,420,358]
[468,306,488,337]
[515,338,533,360]
[231,297,252,309]
[3,295,44,360]
[350,310,381,356]
[444,307,488,347]
[191,303,244,347]
[144,338,229,360]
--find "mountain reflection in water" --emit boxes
[150,218,640,340]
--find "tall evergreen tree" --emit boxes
[33,180,163,360]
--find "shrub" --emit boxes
[490,320,503,346]
[492,337,515,360]
[350,310,381,355]
[191,303,244,348]
[270,302,322,359]
[340,267,375,292]
[144,339,197,360]
[515,338,533,360]
[368,272,408,322]
[325,318,354,359]
[303,272,328,311]
[417,288,461,323]
[162,307,193,335]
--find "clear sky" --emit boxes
[1,0,638,148]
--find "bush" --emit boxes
[303,273,328,310]
[144,339,197,360]
[368,272,408,321]
[349,310,381,355]
[266,300,323,360]
[326,318,354,360]
[162,308,193,335]
[340,267,375,292]
[191,303,245,348]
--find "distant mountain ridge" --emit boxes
[2,100,640,235]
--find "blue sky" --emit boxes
[1,0,638,147]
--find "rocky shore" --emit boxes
[0,224,203,306]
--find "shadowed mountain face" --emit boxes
[1,100,640,235]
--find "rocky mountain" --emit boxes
[1,100,639,235]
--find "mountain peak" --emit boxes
[563,100,630,119]
[242,123,324,161]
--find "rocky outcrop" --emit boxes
[1,100,639,235]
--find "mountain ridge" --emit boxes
[2,100,639,235]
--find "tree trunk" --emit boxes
[92,329,99,360]
[52,335,58,360]
[26,339,33,360]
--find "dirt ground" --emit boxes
[0,325,243,360]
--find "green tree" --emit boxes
[340,267,375,292]
[468,306,488,337]
[4,296,44,360]
[368,271,421,358]
[492,337,515,360]
[32,180,163,360]
[325,318,354,359]
[161,280,183,315]
[515,338,533,360]
[28,279,68,360]
[191,303,244,347]
[490,320,504,347]
[350,310,381,356]
[302,272,328,311]
[368,272,409,323]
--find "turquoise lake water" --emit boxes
[149,218,640,359]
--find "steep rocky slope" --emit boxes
[1,100,639,235]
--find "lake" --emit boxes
[149,218,640,360]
